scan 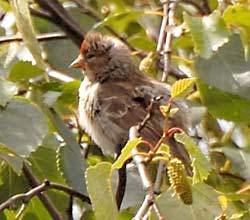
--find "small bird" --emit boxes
[70,32,190,166]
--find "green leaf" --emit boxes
[8,61,44,82]
[128,35,156,51]
[0,99,48,157]
[153,183,222,220]
[94,11,144,33]
[223,5,250,56]
[219,147,250,179]
[0,78,17,107]
[86,162,119,220]
[28,146,66,183]
[48,110,86,193]
[184,10,229,58]
[10,0,47,72]
[195,35,250,100]
[0,144,23,174]
[171,77,196,98]
[57,145,86,193]
[0,165,28,204]
[197,79,250,123]
[174,132,211,184]
[57,80,81,106]
[22,197,51,220]
[112,138,142,170]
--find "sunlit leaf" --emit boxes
[174,132,211,183]
[171,77,196,98]
[184,10,229,58]
[112,138,142,170]
[10,0,47,73]
[8,61,44,82]
[0,78,17,107]
[86,162,119,220]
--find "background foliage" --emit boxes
[0,0,250,219]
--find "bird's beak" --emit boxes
[69,54,85,69]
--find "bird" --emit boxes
[70,32,191,165]
[70,32,192,208]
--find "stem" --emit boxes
[0,32,67,44]
[161,0,178,82]
[22,163,63,220]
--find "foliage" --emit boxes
[0,0,250,219]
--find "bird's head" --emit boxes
[70,32,135,82]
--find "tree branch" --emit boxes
[18,163,63,220]
[129,126,164,219]
[0,32,67,44]
[0,181,49,213]
[34,0,84,46]
[0,170,91,214]
[161,0,178,82]
[70,0,137,52]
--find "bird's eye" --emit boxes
[85,53,95,60]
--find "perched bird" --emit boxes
[70,32,191,166]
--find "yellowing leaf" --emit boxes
[171,77,196,98]
[112,138,142,170]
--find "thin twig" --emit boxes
[71,0,138,53]
[200,0,211,14]
[35,0,84,46]
[0,32,67,44]
[157,1,168,53]
[0,181,48,213]
[67,195,73,220]
[22,163,63,220]
[161,0,179,82]
[138,96,163,132]
[130,126,164,219]
[29,5,53,20]
[49,182,91,204]
[0,177,91,213]
[154,161,166,194]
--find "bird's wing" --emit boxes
[93,79,191,173]
[94,80,168,146]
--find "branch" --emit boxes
[0,32,67,44]
[35,0,84,46]
[70,0,137,53]
[49,182,91,204]
[0,175,91,214]
[0,181,49,213]
[22,163,63,220]
[161,0,178,82]
[129,126,164,219]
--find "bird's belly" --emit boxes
[78,82,117,155]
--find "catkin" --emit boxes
[167,158,193,205]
